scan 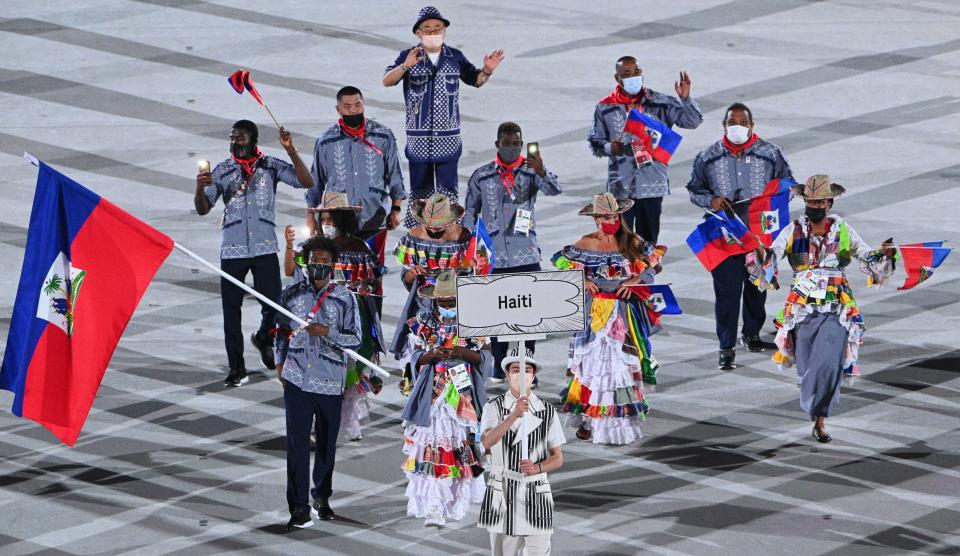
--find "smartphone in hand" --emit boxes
[526,142,539,157]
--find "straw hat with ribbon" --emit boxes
[308,191,362,213]
[792,174,846,200]
[417,269,458,299]
[412,193,465,227]
[577,192,634,216]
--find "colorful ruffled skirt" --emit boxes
[560,297,651,445]
[402,396,485,525]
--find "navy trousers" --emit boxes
[284,382,342,513]
[404,159,460,228]
[710,253,767,350]
[621,196,663,243]
[220,253,281,371]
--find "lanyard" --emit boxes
[307,282,336,323]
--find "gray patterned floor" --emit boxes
[1,1,959,555]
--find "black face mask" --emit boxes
[425,228,445,239]
[306,263,334,283]
[231,142,255,159]
[342,113,364,129]
[805,206,827,223]
[497,145,522,164]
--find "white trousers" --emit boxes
[489,531,552,556]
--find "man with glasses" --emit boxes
[383,6,505,227]
[194,120,313,387]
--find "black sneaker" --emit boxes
[250,333,276,370]
[224,368,248,387]
[286,507,314,532]
[718,349,736,370]
[740,335,764,353]
[312,497,336,521]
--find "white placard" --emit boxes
[456,270,585,338]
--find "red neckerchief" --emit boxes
[495,153,526,197]
[307,282,336,323]
[722,133,760,157]
[599,85,644,110]
[231,149,263,181]
[339,118,383,156]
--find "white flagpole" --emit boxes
[173,242,390,380]
[518,340,528,462]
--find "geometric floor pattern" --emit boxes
[1,1,959,554]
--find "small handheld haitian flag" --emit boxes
[686,212,759,272]
[0,162,173,445]
[626,284,682,315]
[467,217,496,275]
[748,177,795,247]
[623,109,683,164]
[897,242,951,290]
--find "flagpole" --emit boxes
[172,242,390,380]
[261,103,282,130]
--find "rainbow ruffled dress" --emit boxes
[552,243,665,445]
[399,314,491,526]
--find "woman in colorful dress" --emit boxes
[284,192,385,442]
[391,193,473,394]
[400,270,491,526]
[552,193,666,445]
[754,175,896,443]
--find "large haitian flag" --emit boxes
[0,162,173,445]
[686,212,759,271]
[747,177,796,247]
[897,241,951,290]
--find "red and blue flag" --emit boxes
[227,69,265,105]
[365,228,389,295]
[748,177,796,246]
[623,109,683,164]
[627,284,682,315]
[898,241,951,290]
[467,217,496,275]
[0,162,173,445]
[686,212,759,271]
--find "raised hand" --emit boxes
[404,46,424,69]
[483,49,505,73]
[675,71,692,99]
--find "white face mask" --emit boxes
[725,125,751,145]
[622,75,644,95]
[321,225,339,238]
[421,34,443,50]
[508,370,535,393]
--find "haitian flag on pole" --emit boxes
[747,177,796,246]
[626,284,682,314]
[686,212,759,271]
[467,217,496,275]
[897,242,951,290]
[623,109,683,164]
[0,162,173,445]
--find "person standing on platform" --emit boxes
[462,122,561,383]
[274,235,362,530]
[478,348,565,556]
[686,103,794,370]
[195,120,313,387]
[304,86,406,241]
[383,6,505,227]
[588,56,702,242]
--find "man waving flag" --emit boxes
[0,161,173,445]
